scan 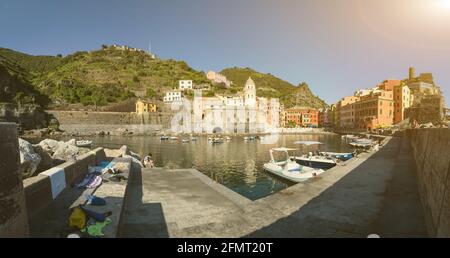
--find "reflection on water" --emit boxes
[85,134,351,200]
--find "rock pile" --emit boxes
[18,138,91,178]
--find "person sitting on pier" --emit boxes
[143,153,154,168]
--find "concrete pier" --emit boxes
[119,136,427,237]
[0,123,29,237]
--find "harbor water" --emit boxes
[85,133,351,200]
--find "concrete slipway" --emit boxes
[119,136,427,238]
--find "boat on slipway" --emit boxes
[263,148,324,183]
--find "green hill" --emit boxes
[0,46,328,109]
[0,57,50,107]
[220,67,328,109]
[31,47,211,107]
[0,47,62,74]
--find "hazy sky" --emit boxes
[1,0,449,104]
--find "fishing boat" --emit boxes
[160,136,169,140]
[76,140,93,147]
[320,151,354,161]
[263,148,325,183]
[293,141,337,169]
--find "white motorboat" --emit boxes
[169,136,178,140]
[182,139,190,143]
[263,148,325,183]
[76,140,93,147]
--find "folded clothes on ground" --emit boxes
[80,206,112,222]
[85,194,106,206]
[76,174,102,189]
[82,218,112,237]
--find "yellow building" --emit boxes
[136,99,157,114]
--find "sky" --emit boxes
[1,0,449,104]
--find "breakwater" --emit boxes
[47,110,173,134]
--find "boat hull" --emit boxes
[263,163,324,183]
[295,158,336,169]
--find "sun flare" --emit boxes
[438,0,450,9]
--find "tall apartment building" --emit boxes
[393,84,411,124]
[339,96,360,129]
[354,90,394,130]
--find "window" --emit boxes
[380,109,382,115]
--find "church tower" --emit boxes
[244,77,256,107]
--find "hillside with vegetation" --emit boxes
[0,57,50,107]
[0,46,328,110]
[220,67,328,109]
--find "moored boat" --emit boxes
[160,136,169,140]
[263,148,325,183]
[212,138,224,144]
[295,153,337,169]
[320,151,354,161]
[76,140,93,147]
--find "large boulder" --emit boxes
[119,145,129,156]
[52,142,79,160]
[38,139,62,155]
[33,145,54,173]
[18,138,41,178]
[67,138,77,146]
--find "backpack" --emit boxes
[69,206,87,229]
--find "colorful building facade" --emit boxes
[354,90,394,130]
[135,99,157,114]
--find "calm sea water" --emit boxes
[81,134,350,200]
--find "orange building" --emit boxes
[354,90,394,131]
[339,96,360,129]
[393,84,411,124]
[336,96,360,129]
[378,79,401,91]
[284,107,319,128]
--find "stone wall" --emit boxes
[408,128,450,237]
[0,123,29,237]
[47,110,173,134]
[0,103,52,130]
[22,147,106,220]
